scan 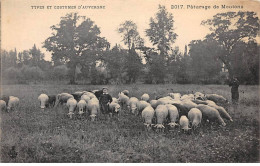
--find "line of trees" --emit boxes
[1,5,259,85]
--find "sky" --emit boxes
[2,0,260,61]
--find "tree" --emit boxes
[202,11,260,79]
[124,44,143,83]
[145,5,177,56]
[43,13,109,84]
[29,44,44,66]
[189,39,223,83]
[118,20,144,50]
[22,50,30,65]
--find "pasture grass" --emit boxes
[0,83,259,162]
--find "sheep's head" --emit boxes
[90,114,97,121]
[192,122,200,129]
[114,104,121,113]
[155,124,165,129]
[144,123,153,131]
[182,127,191,133]
[79,109,84,115]
[168,122,179,128]
[67,112,74,119]
[131,106,138,114]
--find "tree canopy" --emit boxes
[146,5,177,56]
[202,11,260,78]
[43,13,109,83]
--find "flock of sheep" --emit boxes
[0,88,233,132]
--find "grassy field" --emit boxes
[0,83,259,162]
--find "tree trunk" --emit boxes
[69,64,77,84]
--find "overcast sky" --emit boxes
[2,0,260,61]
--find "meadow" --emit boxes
[0,83,259,162]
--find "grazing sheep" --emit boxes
[112,97,118,103]
[71,91,84,101]
[77,99,87,115]
[196,104,226,126]
[118,92,130,111]
[150,100,158,109]
[194,92,205,100]
[193,99,216,106]
[55,93,74,107]
[7,96,19,112]
[179,115,191,132]
[181,94,194,101]
[83,92,97,100]
[66,98,77,119]
[167,93,181,100]
[188,108,202,129]
[155,105,168,130]
[173,99,197,116]
[38,94,56,110]
[207,103,233,122]
[141,93,150,102]
[142,106,155,131]
[0,100,7,112]
[108,102,121,118]
[0,95,9,106]
[157,98,173,105]
[81,94,91,103]
[166,104,179,128]
[137,100,151,115]
[129,97,140,116]
[38,94,49,109]
[87,98,100,121]
[205,94,228,104]
[121,90,129,96]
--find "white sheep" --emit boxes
[128,97,140,115]
[87,98,100,121]
[207,103,233,122]
[112,97,118,103]
[179,115,191,132]
[196,104,226,126]
[188,108,202,129]
[194,92,205,100]
[150,100,158,109]
[121,90,129,96]
[66,98,77,119]
[77,99,87,115]
[108,102,121,118]
[81,94,91,103]
[142,106,155,130]
[38,94,49,110]
[0,100,7,112]
[140,93,150,102]
[167,93,181,100]
[7,96,19,112]
[165,104,179,128]
[118,92,130,111]
[137,100,151,115]
[83,92,96,100]
[155,104,168,130]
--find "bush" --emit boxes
[3,67,23,83]
[50,65,69,80]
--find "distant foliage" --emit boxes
[2,10,259,85]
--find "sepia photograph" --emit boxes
[0,0,259,163]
